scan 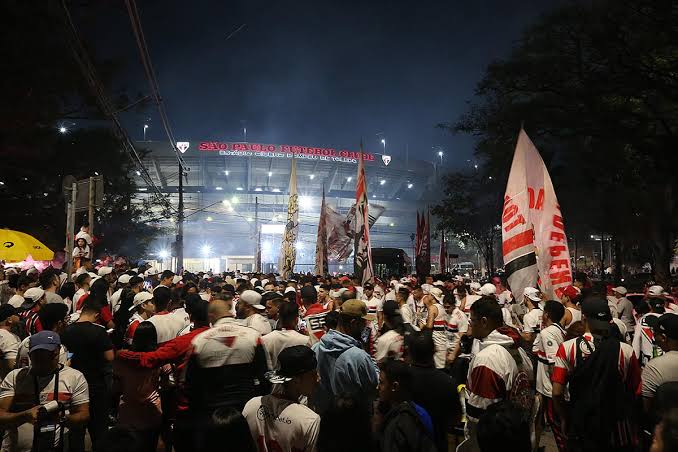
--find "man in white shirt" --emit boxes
[261,303,310,370]
[242,346,320,452]
[361,282,384,329]
[236,290,272,336]
[641,313,678,415]
[611,286,635,335]
[521,287,543,343]
[533,300,567,451]
[7,276,30,309]
[0,305,20,379]
[147,287,188,344]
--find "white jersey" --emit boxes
[245,313,273,336]
[374,329,404,363]
[445,308,468,353]
[148,311,189,344]
[533,323,566,398]
[261,330,310,370]
[431,303,448,369]
[0,329,19,379]
[522,308,543,334]
[362,295,383,330]
[243,395,320,452]
[462,294,481,314]
[633,312,663,366]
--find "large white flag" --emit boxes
[279,158,299,278]
[326,204,385,261]
[354,146,374,285]
[502,130,572,300]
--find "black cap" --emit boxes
[581,298,612,322]
[268,345,317,383]
[300,285,317,300]
[651,314,678,340]
[382,299,399,318]
[0,304,17,322]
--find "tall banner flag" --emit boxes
[314,187,329,275]
[279,157,299,278]
[415,209,431,277]
[502,129,572,300]
[326,204,385,261]
[354,143,374,284]
[439,229,447,273]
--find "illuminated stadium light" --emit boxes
[300,196,313,210]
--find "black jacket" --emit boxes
[381,401,437,452]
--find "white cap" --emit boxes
[172,275,183,285]
[427,287,444,302]
[251,278,259,285]
[145,267,158,276]
[612,286,627,296]
[87,272,98,279]
[110,289,122,306]
[454,275,464,283]
[421,284,433,293]
[469,282,481,293]
[130,268,139,274]
[480,283,497,296]
[4,268,18,276]
[130,292,153,311]
[284,286,297,294]
[240,290,264,309]
[118,274,132,284]
[74,267,87,276]
[24,287,45,302]
[648,285,665,297]
[522,287,541,302]
[26,268,39,276]
[433,280,444,287]
[260,279,269,286]
[98,267,113,277]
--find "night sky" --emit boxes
[80,0,561,169]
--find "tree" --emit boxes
[432,171,502,273]
[441,0,678,285]
[0,2,162,261]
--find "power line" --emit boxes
[59,0,173,213]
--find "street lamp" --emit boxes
[381,138,386,153]
[143,124,149,141]
[59,126,67,134]
[437,150,443,165]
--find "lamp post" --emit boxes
[143,124,149,141]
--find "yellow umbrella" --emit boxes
[0,229,54,262]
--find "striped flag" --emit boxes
[326,203,385,261]
[314,187,329,275]
[353,143,374,285]
[279,157,299,278]
[502,129,572,300]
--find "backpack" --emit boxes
[568,335,635,449]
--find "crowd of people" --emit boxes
[0,254,677,452]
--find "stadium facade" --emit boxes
[132,140,448,273]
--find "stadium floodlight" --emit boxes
[158,249,170,259]
[201,245,212,256]
[300,196,313,210]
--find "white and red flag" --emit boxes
[502,129,572,300]
[353,143,374,285]
[314,187,329,275]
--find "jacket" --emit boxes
[381,401,437,452]
[315,329,379,413]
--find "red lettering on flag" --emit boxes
[502,230,534,256]
[549,231,566,242]
[553,215,565,230]
[549,245,567,257]
[550,271,572,285]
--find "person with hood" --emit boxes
[465,297,520,449]
[315,299,379,415]
[377,359,437,452]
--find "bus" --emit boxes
[371,248,411,279]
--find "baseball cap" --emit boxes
[469,282,481,293]
[581,298,612,322]
[267,345,317,384]
[29,331,61,353]
[0,304,17,322]
[340,299,376,321]
[118,274,132,284]
[129,292,153,311]
[240,290,264,309]
[480,283,497,296]
[561,285,580,300]
[433,280,445,287]
[650,313,678,340]
[648,285,665,297]
[426,287,444,302]
[522,287,541,302]
[300,286,318,300]
[363,282,374,290]
[97,267,113,277]
[24,287,45,302]
[612,286,627,296]
[4,268,18,276]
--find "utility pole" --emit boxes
[88,176,95,255]
[255,197,261,273]
[176,162,184,274]
[66,183,77,278]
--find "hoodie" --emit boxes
[315,329,379,414]
[466,328,520,422]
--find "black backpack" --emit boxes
[568,335,636,450]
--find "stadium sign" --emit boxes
[198,141,378,164]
